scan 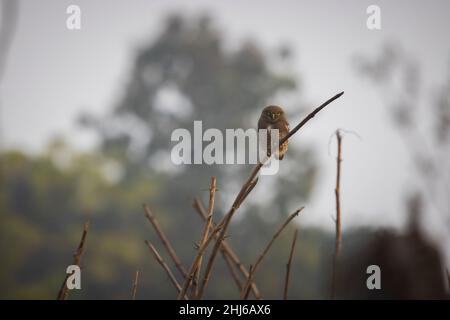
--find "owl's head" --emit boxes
[261,105,285,122]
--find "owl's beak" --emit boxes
[271,113,276,120]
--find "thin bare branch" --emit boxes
[131,270,139,300]
[222,251,243,293]
[241,208,304,299]
[143,204,188,279]
[145,240,188,299]
[197,92,343,299]
[57,221,89,300]
[284,229,298,300]
[193,177,217,299]
[331,130,343,299]
[279,91,344,145]
[238,177,259,205]
[192,198,261,299]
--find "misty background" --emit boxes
[1,0,449,299]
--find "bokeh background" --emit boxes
[1,0,449,299]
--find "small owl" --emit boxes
[258,105,290,160]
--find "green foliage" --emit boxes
[0,142,334,299]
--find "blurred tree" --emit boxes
[354,44,450,229]
[0,143,332,299]
[338,195,448,299]
[80,14,316,222]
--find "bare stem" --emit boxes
[145,240,187,299]
[331,130,343,299]
[131,270,139,300]
[143,205,188,279]
[283,229,298,300]
[279,91,344,145]
[177,224,223,300]
[193,177,217,299]
[241,208,303,299]
[222,251,243,293]
[192,198,261,299]
[57,221,89,300]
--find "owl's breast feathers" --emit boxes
[275,119,289,160]
[258,118,290,160]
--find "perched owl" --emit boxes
[258,105,290,160]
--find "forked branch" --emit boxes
[192,198,261,299]
[197,92,344,298]
[193,177,217,299]
[177,224,223,300]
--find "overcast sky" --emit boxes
[1,1,450,243]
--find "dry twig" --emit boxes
[131,270,139,300]
[331,130,343,299]
[280,92,344,145]
[222,251,243,293]
[193,177,217,299]
[145,240,188,299]
[57,221,89,300]
[192,198,260,299]
[241,208,303,299]
[177,224,223,300]
[143,205,188,279]
[284,229,298,300]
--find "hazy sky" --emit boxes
[2,1,450,239]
